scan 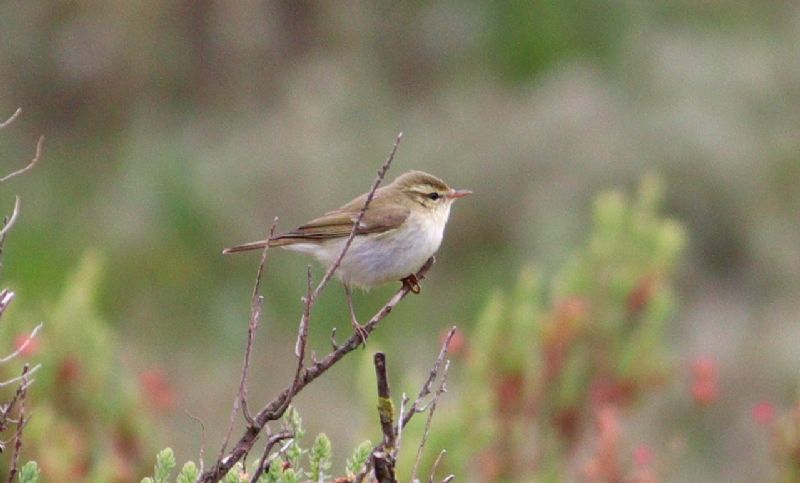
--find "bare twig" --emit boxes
[428,449,447,483]
[411,359,450,480]
[250,430,293,483]
[201,134,414,482]
[0,197,20,241]
[199,256,435,482]
[403,327,456,428]
[0,322,43,364]
[354,327,456,483]
[6,364,30,483]
[0,364,40,388]
[294,132,403,356]
[312,132,402,302]
[217,218,278,465]
[183,408,207,474]
[0,109,21,129]
[0,289,14,318]
[0,136,44,183]
[241,218,278,424]
[330,327,339,351]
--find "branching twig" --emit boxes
[200,133,411,482]
[354,327,457,483]
[294,132,403,355]
[183,407,207,475]
[216,218,278,466]
[311,133,402,303]
[200,256,435,482]
[428,449,447,483]
[403,327,456,428]
[0,136,44,183]
[0,322,43,364]
[6,364,30,483]
[411,359,450,480]
[240,218,278,425]
[250,430,293,483]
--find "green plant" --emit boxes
[141,408,372,483]
[415,177,686,480]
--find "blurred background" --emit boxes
[0,1,799,481]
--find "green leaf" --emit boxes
[154,448,176,483]
[346,440,373,478]
[223,462,246,483]
[177,461,200,483]
[19,461,40,483]
[309,433,332,481]
[280,468,300,483]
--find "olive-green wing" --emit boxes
[273,202,409,242]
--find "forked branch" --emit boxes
[200,134,418,482]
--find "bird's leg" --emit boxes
[401,274,421,294]
[344,285,368,348]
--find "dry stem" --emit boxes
[200,133,414,482]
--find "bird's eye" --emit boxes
[426,192,441,201]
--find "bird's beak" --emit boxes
[447,188,472,199]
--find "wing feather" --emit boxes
[272,193,409,243]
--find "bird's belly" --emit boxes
[319,223,442,289]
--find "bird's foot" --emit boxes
[351,318,368,349]
[401,274,421,294]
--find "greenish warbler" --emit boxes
[223,170,471,339]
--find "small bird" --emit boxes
[223,170,471,341]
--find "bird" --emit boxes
[223,170,471,342]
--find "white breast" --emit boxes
[287,203,452,289]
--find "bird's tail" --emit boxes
[222,240,270,254]
[222,237,300,254]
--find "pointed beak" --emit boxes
[447,188,472,199]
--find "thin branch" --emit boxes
[0,323,43,364]
[0,109,21,129]
[6,364,30,483]
[354,327,457,483]
[250,430,293,483]
[294,132,403,356]
[0,197,20,240]
[312,132,402,303]
[281,265,314,418]
[217,218,278,464]
[0,364,40,388]
[199,256,435,482]
[201,133,408,482]
[183,407,207,475]
[395,393,409,456]
[403,327,456,428]
[428,449,447,483]
[330,327,339,351]
[411,360,450,480]
[241,217,278,425]
[0,289,14,318]
[0,136,44,183]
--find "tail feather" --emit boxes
[222,240,270,254]
[222,237,305,254]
